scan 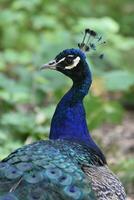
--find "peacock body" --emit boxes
[0,31,126,200]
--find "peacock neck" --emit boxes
[49,72,106,163]
[49,67,98,148]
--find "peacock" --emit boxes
[0,29,126,200]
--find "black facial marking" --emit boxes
[49,61,55,65]
[64,56,74,65]
[56,55,76,70]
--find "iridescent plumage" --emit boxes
[0,38,126,200]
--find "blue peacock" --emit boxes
[0,29,126,200]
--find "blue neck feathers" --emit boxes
[49,60,105,162]
[49,76,92,145]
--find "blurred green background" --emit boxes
[0,0,134,197]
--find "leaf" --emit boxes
[103,70,134,91]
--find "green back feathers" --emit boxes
[0,140,97,200]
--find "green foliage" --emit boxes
[85,95,124,130]
[0,0,134,194]
[103,71,134,91]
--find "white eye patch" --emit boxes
[65,56,80,70]
[67,55,74,57]
[57,57,66,63]
[56,55,74,64]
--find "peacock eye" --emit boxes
[64,57,73,65]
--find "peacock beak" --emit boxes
[40,59,57,70]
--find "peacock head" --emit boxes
[41,48,89,82]
[41,29,105,83]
